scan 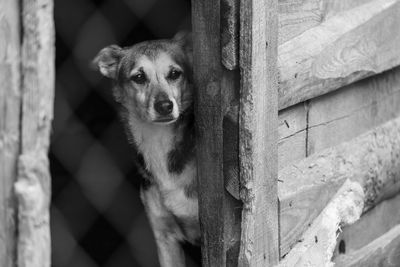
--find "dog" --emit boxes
[93,32,199,267]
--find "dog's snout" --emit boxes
[154,99,173,115]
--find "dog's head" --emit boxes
[93,32,193,125]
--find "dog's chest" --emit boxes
[136,123,198,215]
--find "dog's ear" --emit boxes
[92,45,123,79]
[173,31,193,67]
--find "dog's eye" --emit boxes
[168,69,182,81]
[131,72,147,84]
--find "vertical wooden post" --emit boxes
[0,0,21,266]
[15,0,54,267]
[192,0,242,266]
[238,0,279,266]
[192,1,226,265]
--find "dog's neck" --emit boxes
[125,109,195,191]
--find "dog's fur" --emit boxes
[93,33,199,267]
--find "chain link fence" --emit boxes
[51,0,197,266]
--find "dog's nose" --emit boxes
[154,100,173,115]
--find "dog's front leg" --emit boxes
[141,188,186,267]
[152,228,185,267]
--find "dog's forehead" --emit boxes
[130,52,180,74]
[117,40,187,81]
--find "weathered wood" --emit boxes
[278,0,371,44]
[221,0,239,70]
[238,0,279,266]
[228,55,400,174]
[308,66,400,156]
[279,115,400,256]
[278,0,400,109]
[225,102,308,199]
[334,224,400,267]
[0,0,20,266]
[275,66,400,170]
[14,0,54,267]
[333,193,400,259]
[278,103,307,169]
[192,1,241,266]
[278,180,364,267]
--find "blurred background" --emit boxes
[50,0,197,266]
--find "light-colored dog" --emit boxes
[93,32,199,267]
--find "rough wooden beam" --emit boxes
[0,0,21,266]
[278,180,364,267]
[15,0,54,266]
[333,193,400,260]
[238,0,279,266]
[334,224,400,267]
[278,0,400,109]
[192,1,241,266]
[279,115,400,256]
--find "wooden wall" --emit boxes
[193,0,400,266]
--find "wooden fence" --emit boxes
[192,0,400,266]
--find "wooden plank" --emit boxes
[278,180,364,267]
[278,103,307,169]
[278,0,371,44]
[334,224,400,267]
[308,66,400,156]
[278,0,400,109]
[14,1,54,267]
[0,0,20,266]
[279,115,400,256]
[192,1,241,266]
[238,0,279,266]
[224,103,307,199]
[231,66,400,171]
[333,193,400,259]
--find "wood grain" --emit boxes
[0,0,20,266]
[15,0,54,266]
[334,224,400,267]
[238,0,279,266]
[221,0,239,70]
[278,103,307,169]
[278,0,371,44]
[278,0,400,109]
[333,193,400,259]
[276,66,400,170]
[278,180,364,267]
[192,1,241,266]
[279,115,400,257]
[308,66,400,156]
